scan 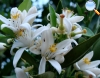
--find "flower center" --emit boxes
[49,44,57,52]
[11,12,20,19]
[83,58,90,64]
[17,29,24,37]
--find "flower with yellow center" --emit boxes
[30,28,77,74]
[74,51,100,78]
[0,6,38,33]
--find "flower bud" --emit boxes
[15,67,28,78]
[0,42,7,51]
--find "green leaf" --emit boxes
[76,3,83,15]
[56,0,63,14]
[2,27,15,37]
[49,5,57,27]
[82,26,94,37]
[2,75,16,78]
[21,51,38,69]
[92,38,100,60]
[34,71,55,78]
[18,0,32,11]
[62,32,100,67]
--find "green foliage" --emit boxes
[62,32,100,67]
[82,26,94,37]
[49,4,57,27]
[34,71,55,78]
[2,27,15,38]
[18,0,32,11]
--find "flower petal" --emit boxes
[78,51,93,65]
[23,13,38,24]
[13,47,27,68]
[68,16,84,23]
[15,67,28,78]
[0,15,9,24]
[82,70,96,78]
[48,59,62,74]
[79,60,100,70]
[73,62,80,70]
[39,57,46,74]
[29,46,41,55]
[27,6,37,15]
[1,24,16,32]
[33,26,49,39]
[10,41,25,55]
[89,68,100,76]
[55,54,64,63]
[63,18,72,35]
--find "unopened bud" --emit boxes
[0,42,7,51]
[7,38,13,44]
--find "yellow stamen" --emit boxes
[24,65,34,72]
[11,12,20,19]
[82,29,87,34]
[49,44,57,52]
[83,58,90,64]
[17,29,24,37]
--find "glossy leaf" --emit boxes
[21,51,38,69]
[82,26,94,37]
[92,38,100,60]
[76,3,83,15]
[49,5,57,27]
[34,71,55,78]
[56,0,63,14]
[62,33,100,67]
[2,27,15,37]
[18,0,32,11]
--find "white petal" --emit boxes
[63,18,72,35]
[29,46,41,55]
[68,16,84,23]
[89,68,100,76]
[33,26,49,39]
[73,62,80,70]
[78,51,93,65]
[1,24,16,32]
[15,67,28,78]
[0,15,9,24]
[23,13,38,24]
[27,6,37,15]
[13,47,27,68]
[39,57,46,74]
[79,60,100,70]
[56,39,73,50]
[10,41,25,55]
[48,59,62,74]
[55,54,64,63]
[82,70,96,78]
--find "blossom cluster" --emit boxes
[0,6,100,78]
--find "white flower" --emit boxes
[30,28,77,74]
[0,6,38,33]
[12,23,49,68]
[74,51,100,78]
[15,67,28,78]
[62,9,84,24]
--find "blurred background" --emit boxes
[0,0,100,77]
